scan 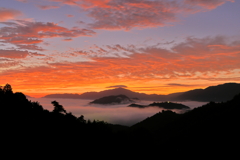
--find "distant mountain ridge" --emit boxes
[175,83,240,102]
[43,87,181,101]
[43,83,240,102]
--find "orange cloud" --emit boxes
[0,20,96,47]
[184,0,234,9]
[0,49,30,58]
[106,85,128,88]
[0,8,23,22]
[16,0,28,2]
[49,0,111,8]
[80,0,111,8]
[0,59,21,69]
[1,36,240,97]
[87,0,235,30]
[33,0,234,30]
[87,0,180,30]
[67,14,74,17]
[37,5,60,10]
[16,0,234,30]
[50,0,80,6]
[16,44,45,51]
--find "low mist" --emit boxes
[29,98,206,126]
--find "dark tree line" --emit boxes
[1,83,240,158]
[1,84,113,155]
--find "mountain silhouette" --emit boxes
[43,87,180,100]
[175,82,240,101]
[43,93,81,99]
[148,102,190,109]
[43,83,240,102]
[129,102,190,109]
[89,95,134,105]
[128,92,240,155]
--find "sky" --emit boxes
[0,0,240,97]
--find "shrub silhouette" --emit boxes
[51,100,67,114]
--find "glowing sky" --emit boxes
[0,0,240,97]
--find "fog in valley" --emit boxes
[29,98,207,126]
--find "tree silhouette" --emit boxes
[3,83,13,94]
[77,115,86,123]
[51,100,66,114]
[0,86,3,98]
[31,101,44,112]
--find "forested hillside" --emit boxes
[1,84,239,157]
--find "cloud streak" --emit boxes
[37,5,60,10]
[0,8,23,22]
[0,49,45,59]
[0,49,30,59]
[106,85,128,88]
[184,0,234,9]
[0,20,96,50]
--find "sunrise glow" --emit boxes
[0,0,240,97]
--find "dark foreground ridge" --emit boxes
[1,83,240,157]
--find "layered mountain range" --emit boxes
[43,83,240,102]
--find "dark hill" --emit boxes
[128,102,190,110]
[128,92,240,154]
[176,82,240,101]
[162,93,240,154]
[148,102,190,109]
[89,95,133,104]
[131,110,180,131]
[128,103,147,108]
